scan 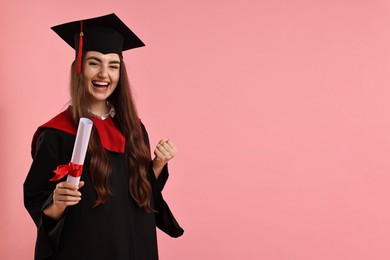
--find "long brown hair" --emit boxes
[69,57,152,210]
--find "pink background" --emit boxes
[2,0,390,259]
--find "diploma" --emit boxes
[50,118,93,185]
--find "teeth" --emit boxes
[93,81,109,87]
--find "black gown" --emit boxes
[24,111,183,260]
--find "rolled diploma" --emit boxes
[66,118,93,186]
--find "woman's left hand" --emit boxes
[152,139,177,178]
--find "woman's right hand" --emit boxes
[43,181,84,220]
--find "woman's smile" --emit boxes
[92,80,110,88]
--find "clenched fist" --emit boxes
[152,139,177,178]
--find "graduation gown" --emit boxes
[23,108,184,260]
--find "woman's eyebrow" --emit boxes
[85,56,120,64]
[86,56,102,62]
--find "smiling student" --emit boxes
[23,13,183,260]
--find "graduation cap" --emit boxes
[51,13,145,73]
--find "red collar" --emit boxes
[31,107,125,157]
[90,116,125,153]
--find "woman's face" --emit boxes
[83,51,120,105]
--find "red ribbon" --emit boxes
[50,162,83,182]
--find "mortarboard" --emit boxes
[51,13,145,73]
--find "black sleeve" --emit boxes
[23,129,73,259]
[140,123,184,238]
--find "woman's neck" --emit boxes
[89,101,109,117]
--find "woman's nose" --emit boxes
[98,67,109,78]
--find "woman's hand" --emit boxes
[43,181,85,220]
[152,140,177,178]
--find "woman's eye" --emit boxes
[89,62,99,66]
[110,66,119,70]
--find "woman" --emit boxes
[24,13,183,260]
